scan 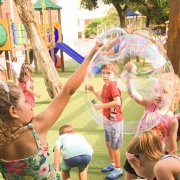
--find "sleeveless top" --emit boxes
[159,155,180,180]
[0,123,62,180]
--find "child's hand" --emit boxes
[35,93,41,98]
[93,103,102,110]
[124,62,137,74]
[85,84,94,91]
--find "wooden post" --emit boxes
[167,0,180,76]
[58,9,64,72]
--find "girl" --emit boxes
[6,57,21,84]
[19,62,40,111]
[0,41,103,180]
[122,62,180,180]
[126,130,180,180]
[53,125,93,180]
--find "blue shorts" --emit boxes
[104,120,123,148]
[61,155,92,172]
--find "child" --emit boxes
[53,125,93,180]
[126,130,180,180]
[86,61,124,179]
[122,62,180,180]
[6,57,21,84]
[19,62,40,112]
[0,41,103,180]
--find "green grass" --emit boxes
[0,59,179,180]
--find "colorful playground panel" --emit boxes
[0,19,11,50]
[12,23,26,45]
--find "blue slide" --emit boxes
[55,42,85,64]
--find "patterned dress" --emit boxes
[0,123,62,180]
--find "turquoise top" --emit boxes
[54,133,93,159]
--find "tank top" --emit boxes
[0,123,62,180]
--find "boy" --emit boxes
[86,61,123,179]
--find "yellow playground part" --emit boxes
[0,19,11,50]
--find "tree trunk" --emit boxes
[13,0,63,98]
[113,3,128,28]
[167,0,180,76]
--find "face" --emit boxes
[15,92,34,125]
[102,68,116,84]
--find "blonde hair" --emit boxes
[159,73,180,112]
[127,130,164,161]
[0,82,23,148]
[19,62,33,83]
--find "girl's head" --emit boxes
[127,130,164,162]
[59,125,75,135]
[19,63,33,83]
[153,73,180,112]
[11,57,17,62]
[0,81,24,147]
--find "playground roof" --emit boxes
[126,9,139,16]
[34,0,62,10]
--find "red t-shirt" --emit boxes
[101,81,123,122]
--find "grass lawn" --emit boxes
[0,59,179,180]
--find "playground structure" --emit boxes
[0,0,88,81]
[0,1,37,80]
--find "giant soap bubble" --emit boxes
[84,27,176,134]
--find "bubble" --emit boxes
[84,28,176,134]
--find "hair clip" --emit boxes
[0,81,9,93]
[66,130,73,134]
[126,152,136,160]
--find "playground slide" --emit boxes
[55,42,85,64]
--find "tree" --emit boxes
[80,0,170,28]
[167,0,180,75]
[80,0,129,28]
[13,0,63,99]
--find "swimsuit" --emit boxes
[0,123,62,180]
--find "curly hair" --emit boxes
[0,82,23,148]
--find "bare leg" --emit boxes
[125,171,137,180]
[111,148,120,168]
[105,141,114,163]
[61,171,70,180]
[78,168,87,180]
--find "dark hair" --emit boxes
[0,82,23,147]
[101,61,120,76]
[59,125,74,135]
[11,57,17,62]
[19,62,33,83]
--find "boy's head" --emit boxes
[101,61,120,76]
[59,125,75,135]
[11,57,17,62]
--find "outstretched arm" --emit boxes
[35,41,104,132]
[123,62,151,108]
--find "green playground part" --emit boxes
[24,50,34,64]
[0,24,7,47]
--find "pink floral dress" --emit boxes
[0,123,62,180]
[19,77,35,107]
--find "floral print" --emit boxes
[0,123,62,180]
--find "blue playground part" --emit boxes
[55,42,85,64]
